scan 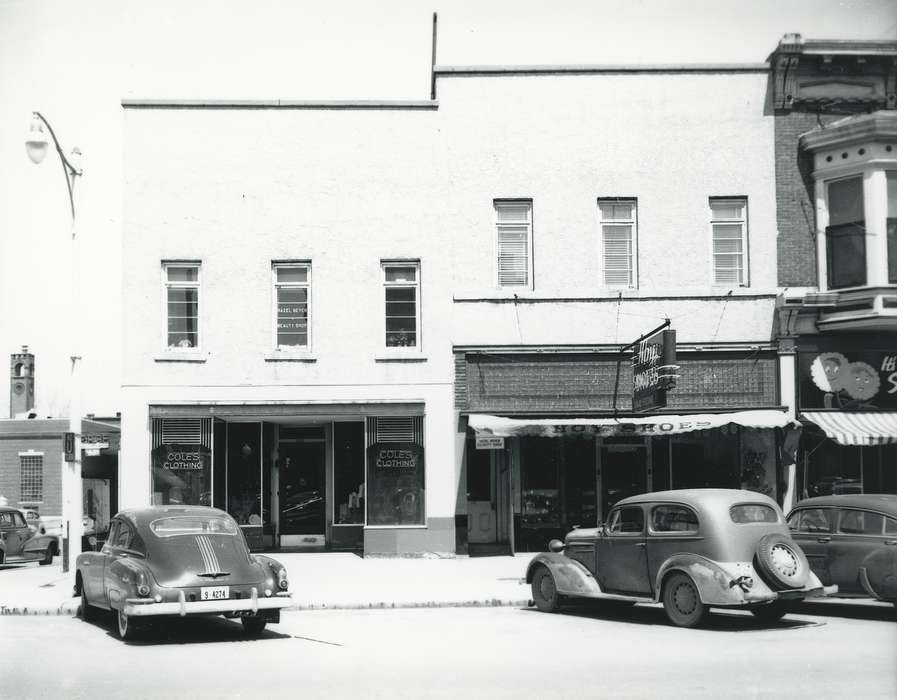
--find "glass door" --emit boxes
[278,427,326,537]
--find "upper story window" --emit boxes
[800,112,897,293]
[19,453,43,502]
[495,200,532,288]
[382,261,420,349]
[826,177,866,289]
[599,199,637,287]
[273,262,311,350]
[710,198,748,286]
[163,262,200,349]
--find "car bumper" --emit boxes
[123,590,293,617]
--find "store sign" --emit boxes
[476,436,505,450]
[155,445,208,471]
[799,349,897,410]
[631,329,678,412]
[370,444,422,470]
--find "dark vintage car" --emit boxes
[527,489,836,627]
[0,506,57,565]
[75,506,292,640]
[787,494,897,606]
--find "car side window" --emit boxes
[838,509,883,535]
[104,521,120,549]
[12,512,27,528]
[793,508,832,533]
[608,506,644,534]
[886,517,897,536]
[0,512,14,527]
[651,505,698,533]
[114,522,132,548]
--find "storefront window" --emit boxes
[366,417,425,526]
[671,429,739,489]
[226,423,263,525]
[801,435,897,498]
[334,422,365,525]
[151,443,211,506]
[521,438,561,530]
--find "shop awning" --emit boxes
[467,410,795,438]
[800,411,897,446]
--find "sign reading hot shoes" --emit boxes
[631,328,678,412]
[476,436,505,450]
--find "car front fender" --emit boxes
[526,552,605,598]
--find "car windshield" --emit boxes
[730,504,778,523]
[150,515,238,537]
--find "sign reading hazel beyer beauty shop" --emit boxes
[631,328,677,412]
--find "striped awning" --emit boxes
[801,411,897,446]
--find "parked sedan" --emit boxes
[0,506,56,565]
[787,494,897,606]
[76,506,292,640]
[527,489,835,627]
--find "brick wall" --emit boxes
[775,111,818,287]
[455,352,779,413]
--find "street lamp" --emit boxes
[25,112,83,574]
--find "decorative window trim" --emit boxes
[381,260,422,352]
[161,260,202,353]
[494,199,534,289]
[272,260,312,352]
[709,197,749,287]
[598,198,638,288]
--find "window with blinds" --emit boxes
[163,262,201,349]
[495,201,532,287]
[599,200,637,287]
[20,453,43,502]
[710,198,749,286]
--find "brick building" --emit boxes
[771,35,897,506]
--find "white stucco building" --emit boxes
[121,46,794,554]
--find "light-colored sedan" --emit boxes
[527,489,836,627]
[76,505,293,640]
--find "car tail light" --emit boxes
[136,571,151,597]
[277,567,289,590]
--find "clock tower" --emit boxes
[10,345,35,418]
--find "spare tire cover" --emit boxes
[755,534,809,590]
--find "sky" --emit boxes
[1,0,895,419]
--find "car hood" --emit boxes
[145,534,264,588]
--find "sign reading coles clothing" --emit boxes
[366,442,425,526]
[151,444,211,506]
[631,329,678,412]
[799,349,897,410]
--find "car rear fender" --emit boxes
[655,554,770,606]
[107,557,151,609]
[859,547,897,602]
[526,553,604,597]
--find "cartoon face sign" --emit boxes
[810,352,847,392]
[844,361,880,400]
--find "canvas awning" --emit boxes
[467,410,795,439]
[800,411,897,446]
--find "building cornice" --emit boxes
[122,99,438,110]
[800,111,897,151]
[434,63,769,76]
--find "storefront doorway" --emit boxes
[599,440,647,522]
[278,426,326,547]
[466,437,512,551]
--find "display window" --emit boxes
[365,416,425,526]
[800,433,897,498]
[334,422,365,525]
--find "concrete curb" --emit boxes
[0,598,534,616]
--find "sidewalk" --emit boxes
[0,552,537,616]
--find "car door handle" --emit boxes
[885,540,897,546]
[816,537,831,543]
[635,542,647,547]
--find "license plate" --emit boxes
[201,586,229,600]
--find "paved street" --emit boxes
[2,602,895,700]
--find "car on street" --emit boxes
[787,494,897,606]
[527,488,835,627]
[0,506,57,565]
[75,505,293,640]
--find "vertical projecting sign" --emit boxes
[632,329,678,412]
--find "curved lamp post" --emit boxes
[25,112,83,573]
